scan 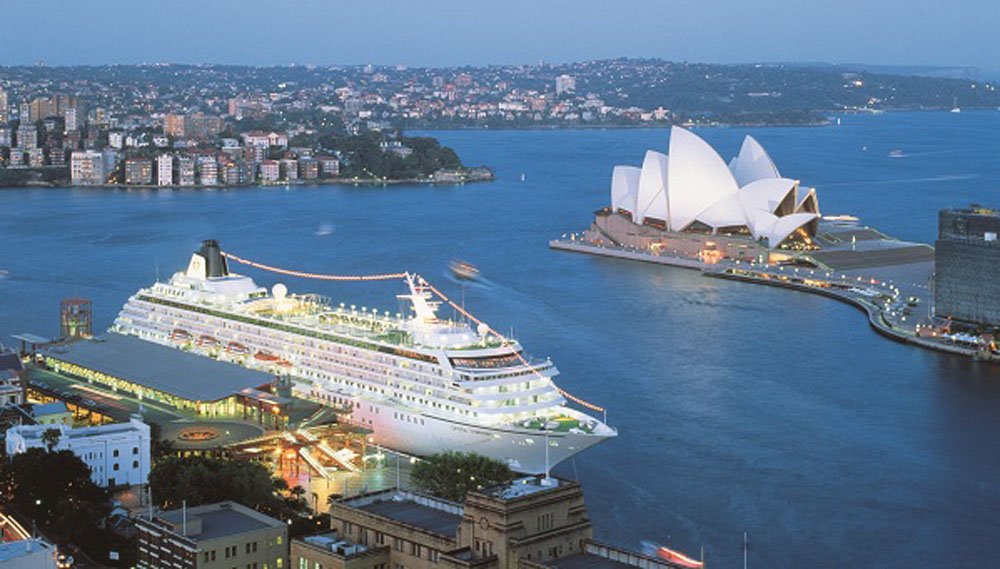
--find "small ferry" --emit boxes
[449,259,480,280]
[656,547,703,568]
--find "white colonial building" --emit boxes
[5,416,151,488]
[609,126,820,247]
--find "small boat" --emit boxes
[170,328,192,341]
[656,547,703,568]
[951,96,961,113]
[888,149,904,158]
[227,341,250,355]
[197,334,220,348]
[449,259,480,280]
[254,350,279,362]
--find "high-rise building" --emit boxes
[6,417,151,488]
[108,131,125,149]
[15,124,37,149]
[135,501,288,569]
[197,156,218,186]
[164,113,187,138]
[177,156,196,186]
[935,207,1000,327]
[0,87,8,123]
[63,106,77,132]
[27,148,44,167]
[186,114,223,140]
[555,75,576,95]
[125,158,153,185]
[156,154,174,186]
[0,124,11,147]
[71,150,106,185]
[18,102,32,124]
[259,160,279,182]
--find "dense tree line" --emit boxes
[410,451,515,502]
[148,455,306,519]
[320,131,463,180]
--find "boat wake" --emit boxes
[823,174,979,187]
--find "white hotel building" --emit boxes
[5,416,151,488]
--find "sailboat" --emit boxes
[951,96,961,113]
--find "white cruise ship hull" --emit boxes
[337,396,610,474]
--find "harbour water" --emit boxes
[2,111,1000,567]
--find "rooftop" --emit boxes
[10,417,147,442]
[156,501,283,542]
[43,334,274,402]
[356,497,462,536]
[0,351,23,371]
[481,476,561,500]
[32,402,69,417]
[0,539,53,562]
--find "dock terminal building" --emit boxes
[39,333,292,429]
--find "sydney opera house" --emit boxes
[588,126,821,260]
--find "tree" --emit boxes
[410,452,515,503]
[41,428,61,451]
[0,449,110,544]
[148,456,305,519]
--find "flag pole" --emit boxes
[743,531,748,569]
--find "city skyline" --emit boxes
[2,0,997,77]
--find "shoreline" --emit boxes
[550,239,990,361]
[3,174,496,190]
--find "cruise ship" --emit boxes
[111,240,616,473]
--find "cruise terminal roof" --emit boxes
[42,333,275,402]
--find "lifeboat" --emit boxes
[254,351,280,362]
[656,547,703,569]
[197,335,220,348]
[227,341,250,355]
[170,328,192,342]
[276,359,293,368]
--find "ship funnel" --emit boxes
[197,239,229,278]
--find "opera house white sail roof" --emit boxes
[609,126,820,247]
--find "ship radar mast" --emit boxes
[398,273,441,326]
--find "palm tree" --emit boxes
[41,428,61,452]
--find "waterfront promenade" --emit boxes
[550,235,985,360]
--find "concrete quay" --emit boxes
[550,238,991,361]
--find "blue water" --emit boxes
[2,111,1000,567]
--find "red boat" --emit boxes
[227,341,250,355]
[197,335,220,348]
[254,351,279,362]
[656,547,702,569]
[170,328,192,342]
